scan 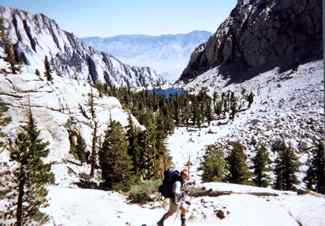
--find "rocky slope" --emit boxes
[178,0,322,84]
[83,31,211,82]
[0,64,142,186]
[0,6,163,87]
[171,60,324,183]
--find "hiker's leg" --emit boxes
[180,206,187,226]
[157,200,177,225]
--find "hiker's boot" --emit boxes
[181,215,186,226]
[157,219,164,226]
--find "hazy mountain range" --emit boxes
[82,31,212,82]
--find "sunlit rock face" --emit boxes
[0,6,164,87]
[178,0,322,84]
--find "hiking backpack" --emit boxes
[158,169,180,198]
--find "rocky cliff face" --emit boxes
[0,7,163,87]
[178,0,322,84]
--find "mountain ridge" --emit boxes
[0,6,164,87]
[83,30,212,40]
[82,31,212,82]
[178,0,322,84]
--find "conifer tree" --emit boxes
[199,143,226,182]
[191,98,197,127]
[44,56,53,81]
[247,91,254,108]
[99,120,133,191]
[126,113,141,179]
[222,93,228,115]
[173,97,180,126]
[252,144,271,187]
[35,69,40,76]
[6,107,54,226]
[230,99,237,120]
[0,18,20,74]
[304,141,325,194]
[205,99,213,126]
[226,141,251,184]
[214,100,223,118]
[0,102,11,224]
[88,88,98,177]
[212,91,218,105]
[0,102,11,143]
[273,143,300,191]
[138,115,159,180]
[155,113,171,175]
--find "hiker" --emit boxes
[157,169,190,226]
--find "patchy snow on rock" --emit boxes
[42,183,325,226]
[169,60,324,184]
[0,68,142,186]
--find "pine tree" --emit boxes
[194,102,203,128]
[126,113,141,179]
[230,98,237,120]
[88,88,98,178]
[247,91,254,108]
[140,116,159,179]
[173,97,180,126]
[199,144,226,182]
[205,99,213,126]
[0,102,11,224]
[35,69,40,76]
[223,93,228,115]
[273,143,300,191]
[0,102,11,143]
[155,113,171,176]
[0,18,20,74]
[99,120,133,191]
[226,141,251,184]
[6,107,54,226]
[44,56,53,81]
[304,141,325,194]
[214,100,223,118]
[212,91,218,105]
[252,144,271,187]
[191,98,198,127]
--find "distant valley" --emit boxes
[82,31,211,82]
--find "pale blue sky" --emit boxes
[0,0,237,37]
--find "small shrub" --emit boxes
[128,191,153,204]
[127,180,160,204]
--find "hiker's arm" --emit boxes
[173,181,183,203]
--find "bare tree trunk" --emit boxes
[189,189,279,197]
[89,121,97,178]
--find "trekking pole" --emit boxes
[187,152,191,181]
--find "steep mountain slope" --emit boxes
[173,0,324,181]
[0,64,143,186]
[178,0,322,84]
[82,31,211,82]
[171,60,323,182]
[0,6,163,87]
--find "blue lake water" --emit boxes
[150,88,187,97]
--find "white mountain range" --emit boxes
[82,31,212,82]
